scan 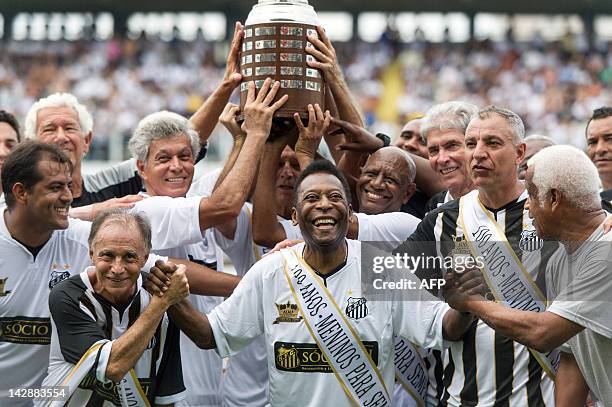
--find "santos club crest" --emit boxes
[345,297,368,320]
[519,230,543,252]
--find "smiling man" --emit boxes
[253,146,421,249]
[0,140,245,406]
[420,101,478,213]
[127,78,286,407]
[396,106,555,406]
[154,159,453,407]
[585,107,612,212]
[41,209,190,406]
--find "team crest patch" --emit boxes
[273,301,303,324]
[345,297,368,320]
[519,230,543,252]
[49,266,70,289]
[276,344,300,370]
[0,277,12,297]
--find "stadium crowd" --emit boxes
[0,28,610,160]
[0,18,611,407]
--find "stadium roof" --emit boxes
[3,0,612,15]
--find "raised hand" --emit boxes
[305,26,342,83]
[294,104,331,165]
[222,21,244,88]
[241,78,288,139]
[219,103,246,141]
[328,117,384,153]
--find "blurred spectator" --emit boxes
[0,35,609,162]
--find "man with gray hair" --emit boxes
[445,145,612,406]
[397,106,556,406]
[23,22,245,210]
[128,79,288,407]
[41,209,191,406]
[420,101,479,212]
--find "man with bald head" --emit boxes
[518,134,555,180]
[253,145,422,248]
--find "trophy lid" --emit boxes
[246,0,318,25]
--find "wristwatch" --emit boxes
[375,133,391,147]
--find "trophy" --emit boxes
[239,0,325,128]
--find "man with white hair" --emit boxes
[420,101,479,213]
[517,134,555,180]
[585,107,612,212]
[445,145,612,406]
[396,106,555,406]
[23,22,244,209]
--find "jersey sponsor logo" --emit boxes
[79,372,152,405]
[274,341,379,373]
[0,277,12,297]
[0,316,51,344]
[345,297,368,320]
[519,230,543,252]
[273,301,303,324]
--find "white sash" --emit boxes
[280,248,391,407]
[50,340,151,407]
[393,336,427,407]
[458,191,559,378]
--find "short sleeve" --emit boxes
[548,251,612,339]
[356,212,420,242]
[214,204,250,252]
[207,260,267,357]
[392,298,449,351]
[134,195,204,250]
[49,280,107,365]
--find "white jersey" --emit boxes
[143,187,226,407]
[0,195,206,406]
[546,225,612,406]
[280,211,420,244]
[213,203,270,407]
[0,216,91,406]
[208,240,449,407]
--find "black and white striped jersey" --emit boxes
[396,190,555,407]
[43,270,185,406]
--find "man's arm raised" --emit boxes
[189,21,243,147]
[198,79,288,232]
